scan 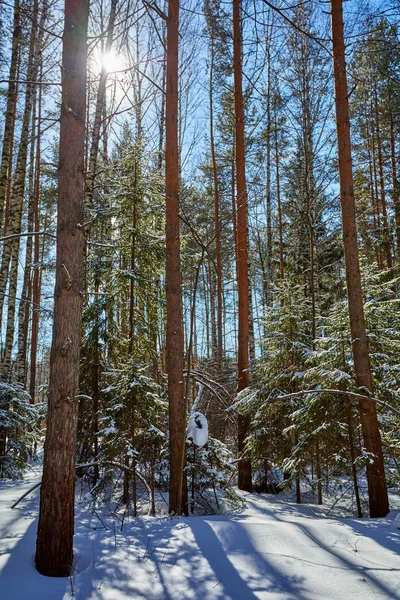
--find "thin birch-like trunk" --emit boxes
[85,0,117,208]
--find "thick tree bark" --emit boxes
[35,0,89,576]
[331,0,389,518]
[165,0,185,515]
[233,0,252,492]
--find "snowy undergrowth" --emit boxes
[1,474,400,600]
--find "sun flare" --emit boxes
[91,48,126,76]
[100,50,125,74]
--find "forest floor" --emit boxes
[0,471,399,600]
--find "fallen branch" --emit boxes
[11,481,41,509]
[0,230,56,243]
[11,461,153,512]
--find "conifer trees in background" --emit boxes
[0,0,399,527]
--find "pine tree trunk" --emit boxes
[35,0,89,576]
[365,115,381,267]
[265,43,273,307]
[29,81,43,404]
[209,38,223,374]
[331,0,389,518]
[16,76,40,385]
[0,0,45,369]
[233,0,252,492]
[370,118,384,269]
[165,0,185,515]
[373,86,392,269]
[129,194,137,349]
[0,0,20,234]
[157,8,167,173]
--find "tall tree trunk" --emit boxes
[265,40,273,307]
[165,0,185,515]
[233,0,252,492]
[29,79,43,404]
[15,172,34,385]
[369,120,384,269]
[365,113,381,267]
[373,86,392,269]
[275,114,284,281]
[331,0,389,518]
[0,0,20,234]
[209,38,223,374]
[16,64,42,385]
[85,0,117,208]
[35,0,89,576]
[0,0,45,381]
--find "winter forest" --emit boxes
[0,0,400,598]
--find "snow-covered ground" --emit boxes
[1,473,399,600]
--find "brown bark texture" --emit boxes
[0,0,20,234]
[331,0,389,518]
[29,85,43,403]
[373,88,392,269]
[233,0,252,492]
[0,0,43,379]
[165,0,185,515]
[209,39,223,373]
[35,0,89,576]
